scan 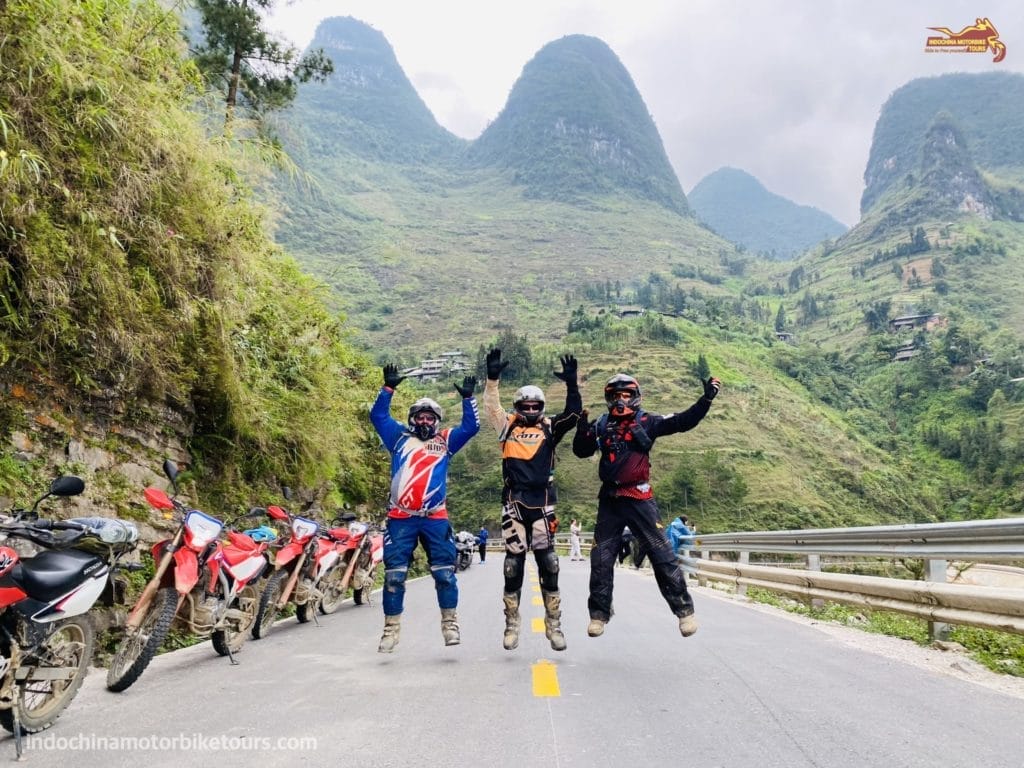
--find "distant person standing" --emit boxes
[478,526,489,563]
[667,514,695,557]
[569,519,583,561]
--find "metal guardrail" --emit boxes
[689,517,1024,638]
[694,518,1024,561]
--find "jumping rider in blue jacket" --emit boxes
[370,364,480,653]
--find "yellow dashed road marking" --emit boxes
[532,596,543,606]
[531,617,545,633]
[531,585,540,593]
[532,660,561,697]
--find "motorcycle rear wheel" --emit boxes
[106,586,177,693]
[212,583,259,656]
[252,569,289,639]
[0,616,94,734]
[317,562,347,615]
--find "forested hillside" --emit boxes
[0,1,386,515]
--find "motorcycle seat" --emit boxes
[14,549,104,603]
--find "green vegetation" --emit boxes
[0,0,386,509]
[468,35,688,214]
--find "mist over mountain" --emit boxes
[466,35,689,215]
[860,72,1024,220]
[688,167,846,259]
[287,16,464,164]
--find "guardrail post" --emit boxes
[697,550,708,587]
[807,554,823,609]
[737,552,749,597]
[926,558,950,641]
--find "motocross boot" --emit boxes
[678,612,699,637]
[378,614,401,653]
[502,592,521,651]
[542,590,566,651]
[440,608,461,646]
[587,618,607,637]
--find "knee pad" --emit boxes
[536,549,559,592]
[431,565,457,589]
[536,547,559,576]
[503,552,526,588]
[384,568,407,593]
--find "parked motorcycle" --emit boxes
[105,460,269,693]
[341,518,384,607]
[454,530,477,572]
[251,495,343,638]
[0,476,138,755]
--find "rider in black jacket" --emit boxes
[573,372,720,639]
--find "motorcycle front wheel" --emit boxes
[106,586,178,693]
[252,569,289,639]
[0,616,95,734]
[212,583,259,656]
[317,562,348,615]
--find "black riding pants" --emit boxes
[588,494,693,621]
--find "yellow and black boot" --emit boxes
[502,592,521,651]
[542,590,566,651]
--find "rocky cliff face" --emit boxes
[1,380,191,544]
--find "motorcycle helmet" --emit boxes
[604,373,641,418]
[408,398,443,440]
[513,385,546,426]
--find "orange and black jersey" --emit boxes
[483,379,582,508]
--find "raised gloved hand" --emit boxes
[702,376,722,401]
[553,354,578,384]
[575,408,589,433]
[454,376,477,399]
[383,364,405,390]
[547,516,559,535]
[485,348,509,381]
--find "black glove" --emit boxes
[454,376,477,398]
[383,364,405,390]
[575,408,589,434]
[702,376,721,401]
[485,348,508,381]
[553,354,578,384]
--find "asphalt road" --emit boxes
[4,556,1022,767]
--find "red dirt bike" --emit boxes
[324,514,384,609]
[0,476,138,756]
[251,498,353,638]
[105,460,270,693]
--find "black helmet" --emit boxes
[513,385,545,426]
[604,373,641,418]
[408,398,443,440]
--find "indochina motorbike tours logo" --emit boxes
[925,17,1006,62]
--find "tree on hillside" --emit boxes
[191,0,333,134]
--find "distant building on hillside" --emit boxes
[893,343,918,362]
[889,313,941,332]
[616,305,646,318]
[775,331,795,344]
[403,349,471,382]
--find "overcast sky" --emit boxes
[265,1,1024,226]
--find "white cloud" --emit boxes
[264,0,1024,226]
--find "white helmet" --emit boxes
[408,398,443,440]
[513,385,545,426]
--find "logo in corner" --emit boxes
[925,18,1006,62]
